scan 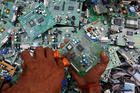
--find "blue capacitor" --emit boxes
[74,41,77,44]
[5,76,12,81]
[83,59,86,62]
[87,63,91,66]
[2,71,7,75]
[93,0,98,4]
[62,79,67,87]
[72,39,75,42]
[85,60,88,64]
[76,40,80,43]
[80,60,83,63]
[82,54,86,58]
[1,48,8,56]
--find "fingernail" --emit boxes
[102,51,106,57]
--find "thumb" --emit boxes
[69,66,85,86]
[100,51,109,65]
[92,51,109,76]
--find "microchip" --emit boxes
[28,20,36,27]
[76,44,84,52]
[38,17,44,23]
[128,42,135,46]
[138,56,140,63]
[114,19,122,26]
[125,18,138,29]
[66,43,73,51]
[70,0,76,1]
[127,31,133,36]
[54,6,60,10]
[68,6,74,11]
[138,21,140,29]
[102,0,110,5]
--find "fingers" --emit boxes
[34,46,45,60]
[92,51,109,76]
[100,51,109,65]
[45,47,54,60]
[21,50,33,66]
[55,58,64,68]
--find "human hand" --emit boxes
[2,47,64,93]
[69,51,109,93]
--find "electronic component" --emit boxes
[110,28,140,48]
[0,2,15,21]
[0,20,12,47]
[0,0,140,92]
[114,18,122,26]
[48,0,83,26]
[43,27,76,49]
[83,20,108,41]
[124,82,135,93]
[94,4,108,14]
[125,18,139,29]
[18,2,55,40]
[60,28,103,76]
[110,17,140,48]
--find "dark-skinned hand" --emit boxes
[69,51,109,93]
[2,47,64,93]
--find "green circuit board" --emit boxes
[0,2,15,21]
[0,20,12,47]
[12,26,43,49]
[83,21,109,40]
[60,28,103,76]
[110,17,140,48]
[43,27,77,49]
[18,2,55,40]
[48,0,83,26]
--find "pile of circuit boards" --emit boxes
[0,0,140,92]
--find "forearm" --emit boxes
[82,86,101,93]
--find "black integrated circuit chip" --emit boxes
[66,43,73,51]
[38,17,44,23]
[70,0,76,1]
[114,19,122,26]
[28,20,36,27]
[76,44,84,52]
[68,6,74,11]
[127,31,133,36]
[54,6,60,10]
[128,42,135,46]
[102,0,110,4]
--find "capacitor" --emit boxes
[2,70,8,76]
[72,16,75,20]
[72,39,75,42]
[86,9,90,18]
[5,76,12,81]
[83,59,86,62]
[80,60,83,63]
[82,54,86,58]
[93,0,98,4]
